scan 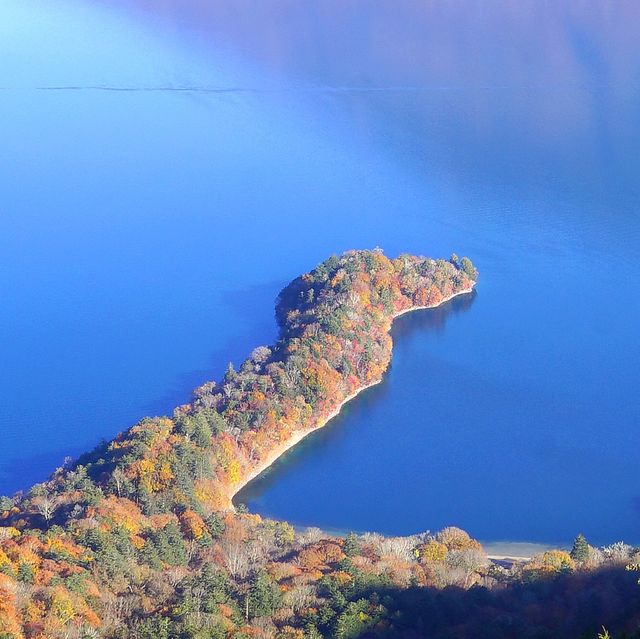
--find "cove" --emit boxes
[237,286,638,546]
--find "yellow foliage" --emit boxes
[436,527,482,552]
[93,496,143,535]
[45,536,85,560]
[226,459,241,485]
[416,540,448,563]
[332,570,353,586]
[0,527,20,541]
[154,461,175,491]
[8,545,40,568]
[50,586,76,625]
[129,458,155,492]
[194,480,216,503]
[531,550,576,573]
[218,436,238,469]
[131,535,146,549]
[278,627,305,639]
[24,597,46,623]
[193,479,228,512]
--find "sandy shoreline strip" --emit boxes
[228,379,383,505]
[227,285,475,510]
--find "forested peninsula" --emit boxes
[1,250,638,639]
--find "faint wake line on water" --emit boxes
[34,85,249,93]
[0,83,573,94]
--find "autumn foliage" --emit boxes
[2,251,633,638]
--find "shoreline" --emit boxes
[391,286,474,319]
[228,285,475,510]
[280,520,556,562]
[228,379,383,507]
[294,523,556,561]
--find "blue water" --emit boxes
[1,1,639,544]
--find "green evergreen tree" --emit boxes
[247,570,282,619]
[570,533,590,563]
[193,418,213,448]
[343,532,361,557]
[460,256,477,279]
[17,561,35,584]
[224,362,237,383]
[205,513,225,538]
[201,564,231,611]
[305,623,323,639]
[134,615,171,639]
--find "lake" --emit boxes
[1,0,639,545]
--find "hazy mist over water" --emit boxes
[1,0,639,543]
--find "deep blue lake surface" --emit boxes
[1,0,639,545]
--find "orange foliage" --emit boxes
[0,573,24,639]
[89,496,144,535]
[179,509,206,540]
[0,250,479,638]
[298,541,345,571]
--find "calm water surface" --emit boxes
[1,0,639,544]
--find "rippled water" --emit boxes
[1,0,639,544]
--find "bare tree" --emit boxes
[284,583,316,614]
[298,527,324,545]
[283,362,301,389]
[603,542,633,564]
[377,535,418,562]
[250,346,272,367]
[194,380,216,400]
[446,549,488,587]
[184,539,199,564]
[220,529,251,579]
[112,467,126,497]
[33,494,59,523]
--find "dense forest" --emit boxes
[0,250,638,639]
